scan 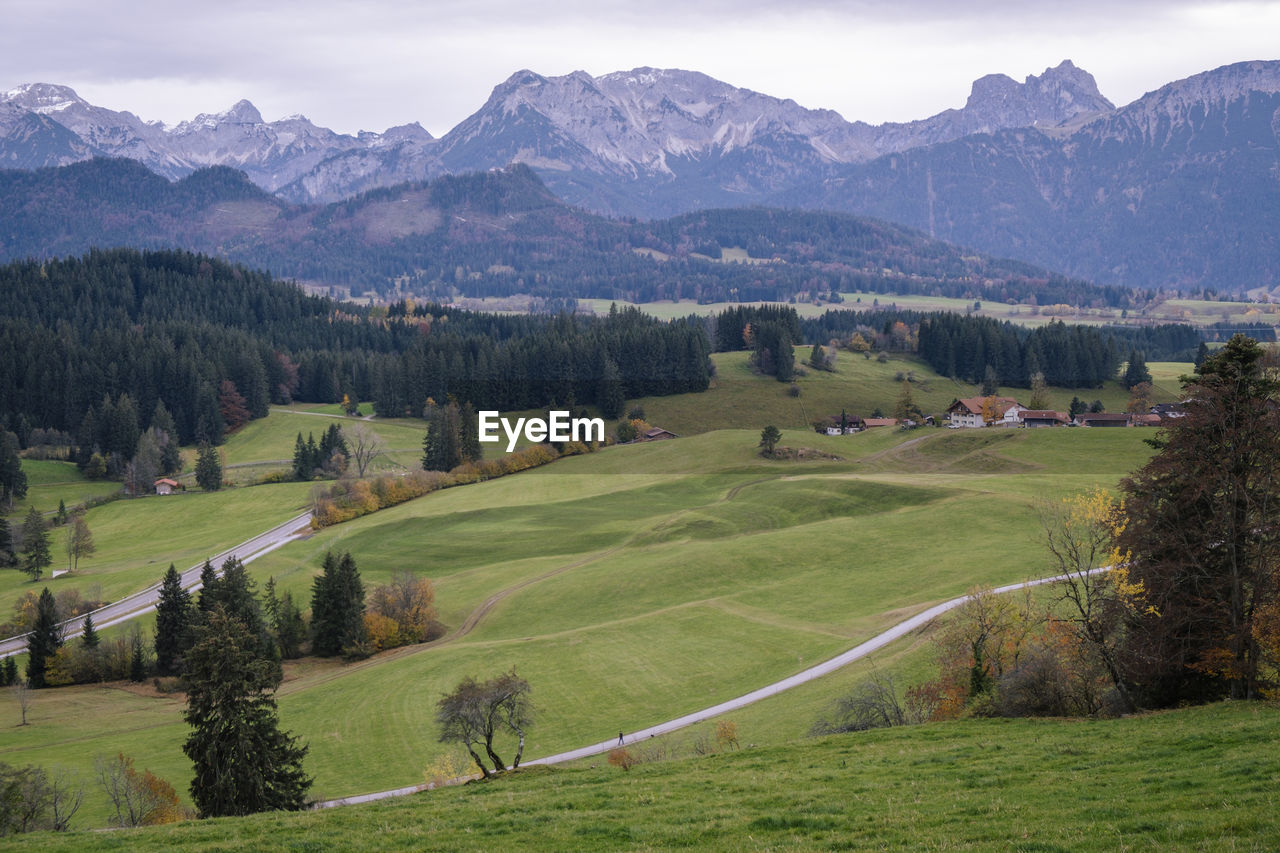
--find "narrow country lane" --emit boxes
[317,567,1110,808]
[0,512,313,658]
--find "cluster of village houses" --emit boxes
[818,397,1186,435]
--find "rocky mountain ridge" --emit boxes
[1,61,1109,207]
[3,60,1279,292]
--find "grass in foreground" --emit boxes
[14,702,1278,851]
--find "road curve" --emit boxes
[316,566,1110,808]
[0,512,313,658]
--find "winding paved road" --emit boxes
[0,512,313,658]
[317,566,1110,808]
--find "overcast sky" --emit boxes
[3,1,1277,136]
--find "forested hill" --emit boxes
[0,249,710,448]
[0,158,1134,309]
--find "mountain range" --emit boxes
[0,159,1124,311]
[3,59,1278,293]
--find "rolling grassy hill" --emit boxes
[1,424,1162,828]
[11,702,1278,850]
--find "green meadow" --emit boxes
[1,423,1163,826]
[12,701,1278,851]
[0,481,314,614]
[622,349,1185,437]
[3,459,120,522]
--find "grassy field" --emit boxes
[0,424,1162,827]
[219,408,427,473]
[12,701,1278,851]
[0,482,315,615]
[578,293,1280,331]
[623,349,1188,437]
[3,459,121,522]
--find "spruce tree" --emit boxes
[421,406,460,472]
[25,587,62,688]
[0,430,28,511]
[596,357,625,420]
[310,551,366,657]
[195,443,222,491]
[196,560,219,612]
[20,505,51,581]
[457,404,481,464]
[0,516,12,565]
[275,592,307,660]
[129,635,147,682]
[1123,349,1152,390]
[183,605,312,817]
[1,657,17,687]
[155,564,193,676]
[291,433,311,480]
[212,558,266,639]
[81,613,100,649]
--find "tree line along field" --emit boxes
[200,351,1193,474]
[11,702,1276,851]
[585,292,1280,331]
[1,425,1163,827]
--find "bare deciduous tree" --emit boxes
[95,752,183,827]
[65,514,95,573]
[13,681,32,725]
[344,424,385,478]
[1039,489,1139,713]
[436,670,534,778]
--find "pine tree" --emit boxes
[25,587,62,688]
[421,405,460,472]
[196,560,219,612]
[1118,335,1280,704]
[20,505,51,581]
[596,357,625,420]
[195,443,222,491]
[291,433,311,481]
[155,564,193,676]
[310,551,366,657]
[457,404,481,464]
[182,606,311,817]
[893,381,922,423]
[1,657,17,687]
[1122,349,1152,390]
[202,557,267,643]
[275,592,307,660]
[81,613,100,649]
[305,433,319,474]
[0,430,28,511]
[0,516,12,566]
[129,634,147,682]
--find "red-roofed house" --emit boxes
[946,397,1024,428]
